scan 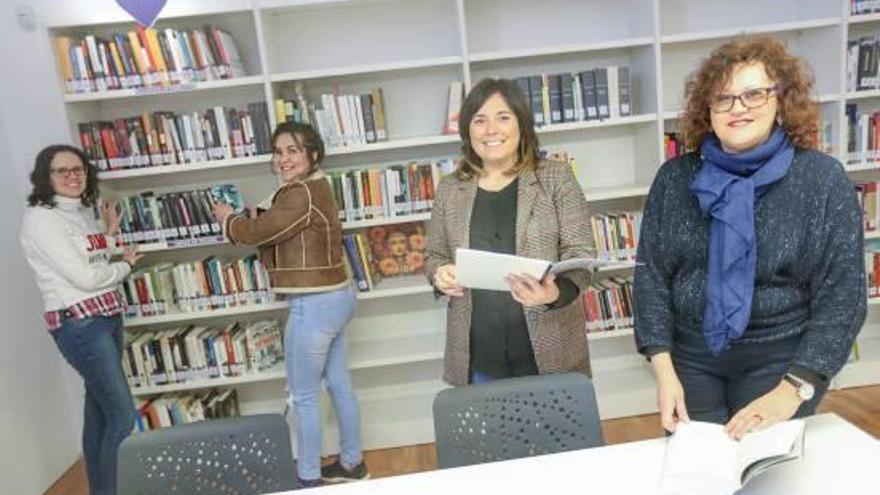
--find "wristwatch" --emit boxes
[783,373,815,402]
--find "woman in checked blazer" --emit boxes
[424,78,595,386]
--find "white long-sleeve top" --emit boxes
[20,196,131,311]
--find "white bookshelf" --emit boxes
[47,0,880,454]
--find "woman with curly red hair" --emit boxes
[634,37,866,439]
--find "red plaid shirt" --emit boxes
[44,290,127,331]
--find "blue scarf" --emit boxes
[690,127,794,355]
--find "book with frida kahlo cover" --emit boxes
[366,222,426,278]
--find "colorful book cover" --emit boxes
[366,221,426,277]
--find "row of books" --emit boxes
[847,34,880,92]
[854,181,880,232]
[110,184,243,246]
[124,255,274,318]
[852,0,880,15]
[846,104,880,164]
[512,66,632,128]
[79,103,271,171]
[274,83,389,149]
[865,240,880,298]
[53,26,244,94]
[584,278,634,333]
[342,222,427,291]
[591,212,643,262]
[134,389,240,432]
[124,320,284,389]
[329,160,445,223]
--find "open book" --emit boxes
[660,419,805,495]
[455,248,637,291]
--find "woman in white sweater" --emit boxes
[20,144,141,495]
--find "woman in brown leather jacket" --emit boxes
[212,122,368,488]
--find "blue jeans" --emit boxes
[51,315,135,495]
[672,331,828,425]
[285,285,363,480]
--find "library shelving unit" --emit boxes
[45,0,880,453]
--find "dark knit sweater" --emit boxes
[633,149,867,381]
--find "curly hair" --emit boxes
[678,36,819,151]
[455,78,540,181]
[27,144,99,208]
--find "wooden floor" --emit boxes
[45,385,880,495]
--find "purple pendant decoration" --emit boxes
[114,0,167,27]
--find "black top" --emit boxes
[469,178,539,380]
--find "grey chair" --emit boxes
[432,372,605,468]
[118,414,296,495]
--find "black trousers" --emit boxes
[671,331,828,424]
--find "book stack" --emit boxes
[109,184,243,248]
[274,83,388,149]
[845,104,880,165]
[865,239,880,299]
[329,160,441,223]
[134,388,241,432]
[583,277,634,333]
[124,319,284,389]
[664,133,685,160]
[78,103,272,172]
[123,255,274,317]
[853,0,880,15]
[512,66,633,127]
[590,212,642,262]
[342,221,426,291]
[53,26,245,94]
[854,181,880,232]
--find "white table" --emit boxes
[276,414,879,495]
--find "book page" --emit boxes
[455,248,550,291]
[549,257,640,275]
[660,421,740,495]
[736,419,804,484]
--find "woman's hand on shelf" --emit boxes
[212,202,234,224]
[122,246,144,267]
[101,200,122,236]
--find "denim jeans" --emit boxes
[671,331,828,425]
[51,315,135,495]
[285,285,363,481]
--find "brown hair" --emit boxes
[679,36,819,151]
[27,144,99,208]
[455,78,540,180]
[271,121,325,174]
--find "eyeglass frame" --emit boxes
[49,165,88,178]
[709,85,779,113]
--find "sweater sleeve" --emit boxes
[23,212,131,292]
[224,182,312,247]
[633,164,675,355]
[792,166,867,379]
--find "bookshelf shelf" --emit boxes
[123,300,289,327]
[130,235,228,254]
[341,213,432,230]
[583,184,650,202]
[97,155,272,180]
[844,162,880,173]
[537,114,657,135]
[845,89,880,101]
[469,37,655,63]
[131,365,287,397]
[357,275,432,300]
[587,328,634,341]
[323,134,459,157]
[865,231,880,241]
[269,56,464,83]
[848,12,880,24]
[660,18,841,45]
[62,75,266,103]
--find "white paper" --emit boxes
[455,248,549,291]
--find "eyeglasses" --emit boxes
[50,166,87,178]
[709,86,778,113]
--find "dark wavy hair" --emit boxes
[455,78,541,181]
[27,144,99,208]
[271,121,325,174]
[679,36,819,151]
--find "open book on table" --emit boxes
[660,419,805,495]
[454,248,638,291]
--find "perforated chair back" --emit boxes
[117,414,295,495]
[432,372,604,468]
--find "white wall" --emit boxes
[0,3,89,494]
